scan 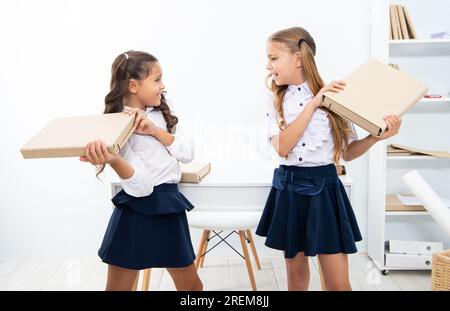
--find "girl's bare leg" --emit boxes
[166,263,203,291]
[105,264,139,291]
[285,252,310,291]
[317,253,352,291]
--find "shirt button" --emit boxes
[298,87,301,91]
[266,113,269,117]
[299,157,303,161]
[302,143,306,146]
[299,103,303,107]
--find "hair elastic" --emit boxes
[123,52,129,60]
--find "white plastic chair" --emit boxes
[187,210,263,291]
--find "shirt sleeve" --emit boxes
[119,142,155,197]
[347,122,359,145]
[166,126,195,164]
[266,92,280,143]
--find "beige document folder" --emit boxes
[180,162,211,183]
[403,6,417,39]
[389,144,450,159]
[321,58,428,137]
[397,5,409,39]
[21,113,136,159]
[389,5,398,40]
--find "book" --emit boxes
[387,144,410,156]
[389,4,418,40]
[395,4,403,39]
[179,162,211,183]
[397,4,409,39]
[321,58,428,137]
[20,113,136,159]
[388,144,450,158]
[390,4,400,40]
[402,5,417,39]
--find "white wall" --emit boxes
[0,0,373,258]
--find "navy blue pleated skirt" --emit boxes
[98,183,196,270]
[256,164,362,258]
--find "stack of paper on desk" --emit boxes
[321,58,428,137]
[20,113,136,159]
[180,162,211,183]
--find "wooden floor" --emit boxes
[0,254,431,291]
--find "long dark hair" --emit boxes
[96,50,178,177]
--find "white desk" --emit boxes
[110,162,354,257]
[110,162,354,210]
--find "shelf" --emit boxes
[419,97,450,104]
[390,39,450,45]
[389,39,450,56]
[387,155,443,160]
[385,211,429,216]
[368,0,450,274]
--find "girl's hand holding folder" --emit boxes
[124,109,159,136]
[374,115,402,141]
[79,140,120,165]
[311,80,346,109]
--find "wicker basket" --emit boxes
[432,249,450,291]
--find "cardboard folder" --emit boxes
[179,162,211,183]
[20,113,136,159]
[321,58,428,137]
[388,144,450,159]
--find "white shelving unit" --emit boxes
[367,0,450,274]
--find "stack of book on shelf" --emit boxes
[387,144,450,158]
[389,4,417,40]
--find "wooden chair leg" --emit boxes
[239,230,257,291]
[245,229,261,270]
[195,230,207,270]
[317,257,326,291]
[141,269,152,291]
[200,230,210,267]
[131,271,139,291]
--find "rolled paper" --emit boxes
[402,170,450,238]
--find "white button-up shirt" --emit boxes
[266,81,357,167]
[118,105,194,197]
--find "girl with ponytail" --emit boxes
[80,50,202,291]
[256,27,402,291]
